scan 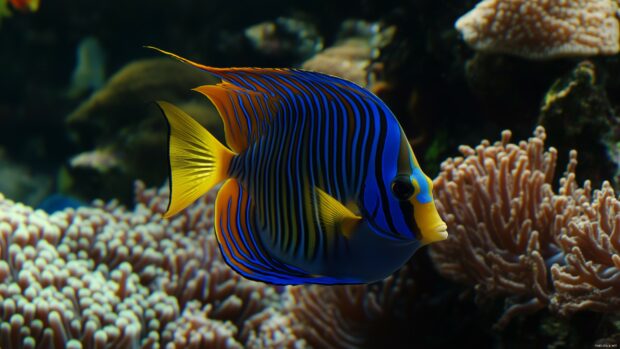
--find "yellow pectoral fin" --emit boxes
[315,187,361,239]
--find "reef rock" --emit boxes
[64,57,222,203]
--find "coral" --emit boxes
[244,17,323,64]
[64,58,223,203]
[0,179,427,348]
[430,127,568,327]
[286,265,416,349]
[0,0,10,21]
[455,0,620,59]
[0,182,282,348]
[431,126,620,327]
[539,60,619,188]
[551,180,620,315]
[301,20,394,88]
[67,37,106,98]
[0,148,52,206]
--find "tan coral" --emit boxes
[456,0,620,59]
[430,127,579,327]
[551,180,620,315]
[301,20,394,88]
[287,265,416,349]
[431,126,620,326]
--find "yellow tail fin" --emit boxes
[156,101,234,218]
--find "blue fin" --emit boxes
[214,179,343,285]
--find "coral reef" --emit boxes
[301,20,394,89]
[539,60,619,188]
[0,182,278,348]
[244,17,323,65]
[67,37,106,98]
[455,0,620,59]
[64,58,222,204]
[431,126,620,328]
[0,180,423,348]
[551,180,620,315]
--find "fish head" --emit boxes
[362,131,447,245]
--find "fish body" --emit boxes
[152,48,447,285]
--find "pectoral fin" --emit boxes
[315,187,361,239]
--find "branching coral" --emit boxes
[551,180,620,315]
[431,127,569,327]
[431,126,620,328]
[456,0,620,59]
[286,265,416,349]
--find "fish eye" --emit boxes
[391,175,415,201]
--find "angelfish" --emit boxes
[151,47,448,285]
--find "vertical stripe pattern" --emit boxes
[206,68,417,270]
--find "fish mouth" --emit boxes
[420,224,448,245]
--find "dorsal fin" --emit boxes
[148,47,281,153]
[147,46,379,153]
[192,83,277,153]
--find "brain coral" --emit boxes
[455,0,620,59]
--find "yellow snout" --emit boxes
[413,200,448,245]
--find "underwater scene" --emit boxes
[1,0,620,348]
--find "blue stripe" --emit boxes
[412,167,432,204]
[230,73,256,91]
[236,94,253,136]
[345,87,372,190]
[339,90,362,191]
[227,94,243,135]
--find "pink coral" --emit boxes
[456,0,620,59]
[551,180,620,315]
[431,126,620,327]
[430,127,567,327]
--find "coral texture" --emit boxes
[0,183,283,348]
[301,20,394,88]
[431,126,620,327]
[0,181,418,348]
[455,0,620,59]
[551,180,620,315]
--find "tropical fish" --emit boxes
[9,0,39,13]
[150,47,448,285]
